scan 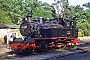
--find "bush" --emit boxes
[0,38,4,44]
[78,32,83,37]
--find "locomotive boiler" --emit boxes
[8,14,78,52]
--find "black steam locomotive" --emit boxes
[8,14,78,52]
[20,14,77,38]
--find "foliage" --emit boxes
[0,0,53,24]
[0,8,12,24]
[78,32,83,37]
[0,38,4,44]
[83,2,90,10]
[32,7,53,19]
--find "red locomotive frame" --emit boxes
[8,36,78,52]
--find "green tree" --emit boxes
[0,0,25,24]
[32,7,53,18]
[83,2,90,10]
[0,0,53,24]
[0,8,12,24]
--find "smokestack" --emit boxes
[27,14,32,22]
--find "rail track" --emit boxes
[0,41,90,60]
[45,42,90,60]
